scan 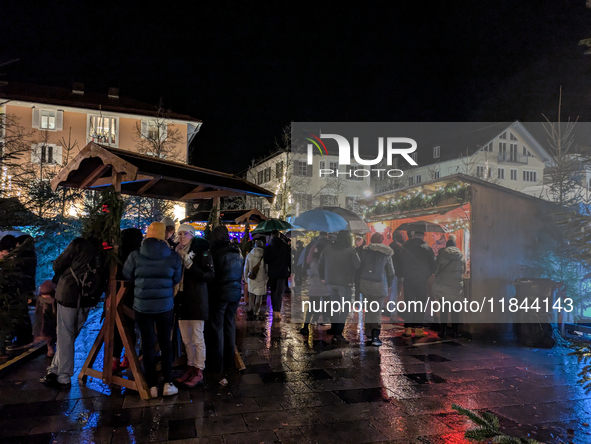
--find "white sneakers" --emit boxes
[163,382,178,396]
[150,382,178,398]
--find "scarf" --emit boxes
[175,241,192,293]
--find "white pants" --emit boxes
[178,320,206,370]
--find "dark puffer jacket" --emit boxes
[401,237,436,284]
[319,243,361,287]
[176,237,214,320]
[210,240,244,302]
[360,243,395,297]
[123,238,182,314]
[53,237,103,308]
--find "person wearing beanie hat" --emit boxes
[161,217,178,250]
[359,232,395,346]
[146,222,166,241]
[123,221,182,398]
[174,223,213,387]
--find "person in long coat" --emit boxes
[432,235,466,338]
[244,239,268,317]
[359,233,395,346]
[174,224,214,387]
[319,230,361,344]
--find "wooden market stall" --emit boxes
[181,208,268,239]
[364,173,559,338]
[50,142,274,399]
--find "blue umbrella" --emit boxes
[293,209,349,233]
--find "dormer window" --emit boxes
[433,146,440,158]
[510,133,518,141]
[499,132,507,139]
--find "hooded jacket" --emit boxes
[123,237,182,314]
[175,237,214,320]
[244,246,268,296]
[432,246,466,301]
[400,237,436,284]
[360,243,395,297]
[53,237,104,308]
[211,240,244,302]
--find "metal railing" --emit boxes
[498,152,528,164]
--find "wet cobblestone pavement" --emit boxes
[2,293,591,444]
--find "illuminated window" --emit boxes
[40,110,56,130]
[88,116,117,146]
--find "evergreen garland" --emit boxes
[568,340,591,393]
[365,182,471,219]
[82,188,125,267]
[452,404,540,443]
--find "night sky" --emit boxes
[2,1,591,173]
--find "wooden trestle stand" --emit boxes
[78,279,150,400]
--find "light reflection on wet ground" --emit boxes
[1,290,591,443]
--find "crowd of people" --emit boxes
[294,229,467,345]
[1,218,464,399]
[29,219,291,398]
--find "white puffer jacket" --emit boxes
[243,247,268,295]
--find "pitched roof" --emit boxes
[0,82,201,123]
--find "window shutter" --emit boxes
[160,123,168,141]
[53,145,63,165]
[141,120,148,139]
[307,165,312,177]
[55,110,64,131]
[32,109,40,129]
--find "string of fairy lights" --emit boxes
[363,182,472,219]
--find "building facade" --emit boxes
[244,150,371,219]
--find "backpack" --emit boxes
[360,250,384,283]
[70,250,107,307]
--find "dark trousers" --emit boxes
[113,318,136,361]
[135,309,174,387]
[363,294,383,333]
[326,284,351,336]
[268,277,286,313]
[208,300,239,373]
[403,280,428,328]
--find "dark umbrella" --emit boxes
[396,221,448,233]
[251,218,292,234]
[318,206,370,234]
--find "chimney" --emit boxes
[72,82,84,95]
[108,87,119,99]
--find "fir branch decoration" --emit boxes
[365,182,471,218]
[452,404,540,444]
[568,341,591,394]
[82,188,125,267]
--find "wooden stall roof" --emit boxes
[50,142,275,202]
[181,208,269,224]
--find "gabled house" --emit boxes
[378,121,554,194]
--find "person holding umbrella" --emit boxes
[319,230,361,344]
